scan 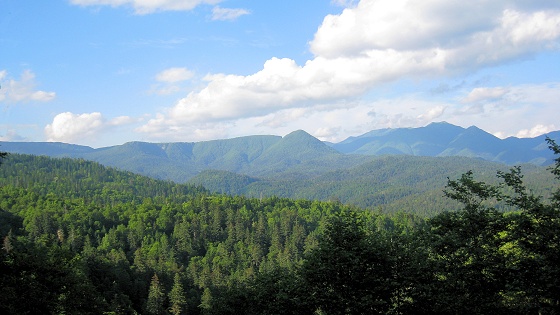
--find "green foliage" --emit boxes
[192,155,556,216]
[299,211,396,314]
[168,273,187,315]
[424,140,560,313]
[443,170,501,210]
[0,151,7,164]
[547,137,560,179]
[0,235,105,314]
[147,274,166,315]
[0,153,363,314]
[0,139,559,314]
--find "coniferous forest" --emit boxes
[1,140,560,314]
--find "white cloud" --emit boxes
[136,113,231,141]
[70,0,222,14]
[155,67,194,83]
[463,87,509,103]
[151,67,195,95]
[417,106,446,122]
[45,112,105,143]
[0,70,56,103]
[135,81,560,143]
[257,108,310,129]
[45,112,135,143]
[314,126,342,142]
[211,6,250,21]
[108,115,136,126]
[138,0,560,141]
[516,124,557,138]
[451,83,560,138]
[0,129,26,141]
[310,1,560,64]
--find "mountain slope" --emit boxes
[0,141,94,156]
[189,154,555,216]
[330,122,559,165]
[333,122,465,155]
[247,130,343,176]
[1,122,558,185]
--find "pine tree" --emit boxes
[199,287,212,313]
[147,273,165,315]
[168,273,187,315]
[2,229,13,253]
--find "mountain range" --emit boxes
[2,122,557,180]
[329,122,557,164]
[2,122,557,212]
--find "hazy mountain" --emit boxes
[1,122,558,184]
[330,122,558,165]
[0,141,95,156]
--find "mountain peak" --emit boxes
[427,121,452,126]
[277,129,338,153]
[283,129,312,138]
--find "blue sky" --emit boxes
[1,0,560,147]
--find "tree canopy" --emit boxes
[0,140,559,314]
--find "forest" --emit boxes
[0,139,559,314]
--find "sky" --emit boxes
[1,0,560,148]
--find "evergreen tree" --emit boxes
[169,273,187,315]
[146,273,166,315]
[300,211,395,314]
[199,287,212,314]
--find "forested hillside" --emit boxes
[189,155,556,216]
[2,123,558,187]
[1,144,559,314]
[0,154,387,314]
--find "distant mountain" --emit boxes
[0,141,95,156]
[1,123,558,185]
[329,122,559,165]
[0,130,351,182]
[246,130,344,177]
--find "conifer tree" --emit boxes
[199,287,212,313]
[169,272,187,315]
[147,273,165,315]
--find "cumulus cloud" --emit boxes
[451,83,560,138]
[417,106,446,122]
[211,6,250,21]
[0,70,56,103]
[45,112,105,143]
[70,0,222,14]
[314,126,342,142]
[45,112,135,143]
[310,1,560,66]
[136,81,560,143]
[138,0,560,141]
